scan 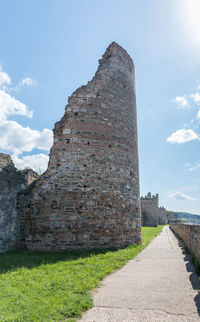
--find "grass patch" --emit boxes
[0,226,164,321]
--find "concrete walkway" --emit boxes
[79,226,200,321]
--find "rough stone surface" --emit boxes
[141,193,166,226]
[0,153,39,253]
[170,222,200,263]
[79,227,200,321]
[22,42,141,251]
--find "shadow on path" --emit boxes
[171,230,200,316]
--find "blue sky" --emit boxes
[0,0,200,214]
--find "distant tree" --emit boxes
[166,210,171,220]
[146,192,151,198]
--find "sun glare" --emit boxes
[181,0,200,47]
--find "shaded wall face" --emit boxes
[141,197,158,214]
[24,43,141,251]
[170,223,200,263]
[0,155,39,252]
[141,197,166,226]
[141,197,158,227]
[142,213,158,227]
[158,209,167,225]
[0,154,39,253]
[0,155,21,252]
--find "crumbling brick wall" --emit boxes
[0,153,39,252]
[23,42,141,251]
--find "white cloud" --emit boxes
[0,67,11,88]
[188,163,200,171]
[167,129,199,143]
[0,89,33,120]
[13,153,49,174]
[0,65,53,173]
[15,77,37,91]
[172,96,189,108]
[190,92,200,105]
[197,110,200,120]
[183,162,191,167]
[0,120,53,155]
[20,77,36,87]
[168,191,196,201]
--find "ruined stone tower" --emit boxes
[23,42,141,250]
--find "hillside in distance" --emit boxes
[177,212,200,224]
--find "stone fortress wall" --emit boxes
[0,153,39,253]
[141,193,167,227]
[170,222,200,264]
[22,42,141,251]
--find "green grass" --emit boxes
[0,226,164,321]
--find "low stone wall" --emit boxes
[170,223,200,263]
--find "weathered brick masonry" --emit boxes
[0,153,38,252]
[170,223,200,263]
[22,42,141,251]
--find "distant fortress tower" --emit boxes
[22,42,141,250]
[141,193,167,226]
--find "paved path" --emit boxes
[79,226,200,321]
